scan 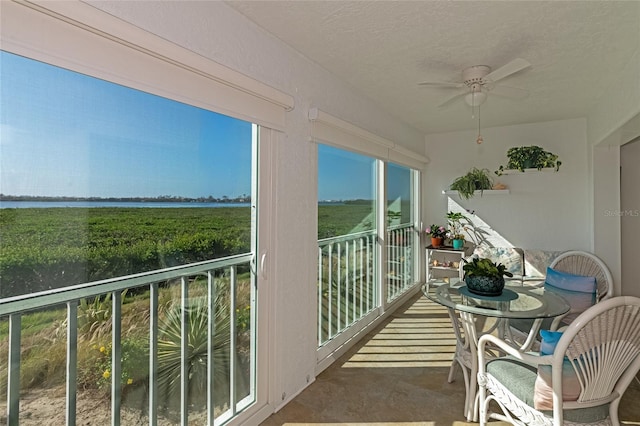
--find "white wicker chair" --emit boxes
[550,250,614,303]
[509,250,614,347]
[478,296,640,426]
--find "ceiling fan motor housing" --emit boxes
[462,65,491,89]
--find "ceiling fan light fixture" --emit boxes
[465,91,487,107]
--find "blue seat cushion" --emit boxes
[539,329,563,355]
[545,267,597,324]
[545,267,597,293]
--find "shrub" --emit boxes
[156,293,232,412]
[95,338,148,390]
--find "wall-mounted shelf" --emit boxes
[442,189,510,196]
[497,168,558,175]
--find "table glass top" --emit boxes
[423,280,570,319]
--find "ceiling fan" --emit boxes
[419,58,531,108]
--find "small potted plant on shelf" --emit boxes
[425,224,447,248]
[495,145,562,175]
[449,167,494,200]
[462,257,513,296]
[446,211,467,250]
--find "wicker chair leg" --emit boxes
[447,358,457,383]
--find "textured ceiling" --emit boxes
[226,1,639,134]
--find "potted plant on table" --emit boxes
[462,257,513,296]
[447,211,467,250]
[425,224,447,248]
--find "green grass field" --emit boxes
[0,204,375,298]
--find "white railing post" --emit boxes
[180,277,189,425]
[7,314,21,426]
[149,283,159,426]
[111,291,122,426]
[66,301,78,426]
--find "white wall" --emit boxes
[86,0,425,413]
[591,117,640,297]
[592,142,621,293]
[587,2,640,295]
[424,118,590,251]
[621,139,640,297]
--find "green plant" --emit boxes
[495,145,562,175]
[236,304,251,332]
[87,337,148,391]
[77,293,113,340]
[156,294,233,411]
[449,168,494,200]
[425,224,447,239]
[446,211,467,240]
[462,257,513,279]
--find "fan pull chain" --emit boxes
[476,100,483,144]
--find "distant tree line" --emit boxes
[0,194,251,203]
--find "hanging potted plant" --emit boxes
[449,167,494,200]
[425,224,447,248]
[495,146,562,175]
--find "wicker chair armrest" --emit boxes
[478,334,552,373]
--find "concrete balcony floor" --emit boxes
[261,294,640,426]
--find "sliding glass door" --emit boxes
[386,162,418,302]
[316,144,420,359]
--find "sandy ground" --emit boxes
[0,386,210,425]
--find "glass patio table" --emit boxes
[427,279,569,318]
[421,280,570,421]
[424,279,570,349]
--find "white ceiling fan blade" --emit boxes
[437,92,466,108]
[490,85,530,99]
[485,58,531,83]
[418,81,465,89]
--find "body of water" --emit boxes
[0,201,252,209]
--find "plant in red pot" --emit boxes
[426,224,447,248]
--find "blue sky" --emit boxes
[1,51,406,201]
[317,145,411,201]
[318,144,375,200]
[1,51,252,199]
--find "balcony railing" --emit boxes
[317,224,416,347]
[0,254,254,426]
[317,231,377,346]
[387,224,415,302]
